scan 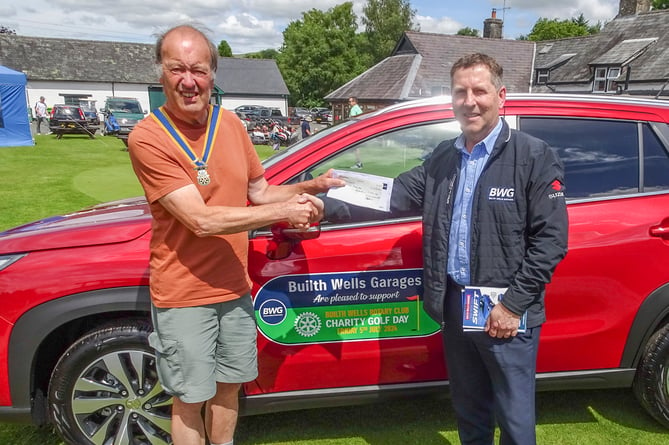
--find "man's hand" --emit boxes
[287,194,323,230]
[299,193,324,223]
[310,168,346,193]
[484,303,521,338]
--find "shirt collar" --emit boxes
[454,118,503,155]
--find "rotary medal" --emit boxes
[197,167,211,186]
[151,105,222,187]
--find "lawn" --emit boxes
[1,135,667,444]
[0,133,277,231]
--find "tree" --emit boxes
[244,49,279,60]
[217,40,232,57]
[571,13,601,34]
[0,25,17,35]
[526,16,599,41]
[457,27,479,37]
[277,3,368,107]
[362,0,419,64]
[652,0,669,9]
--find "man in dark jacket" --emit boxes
[326,53,568,444]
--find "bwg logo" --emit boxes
[258,299,287,325]
[488,187,515,202]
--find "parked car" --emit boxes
[2,94,669,445]
[48,104,95,139]
[313,108,332,124]
[101,96,146,141]
[310,106,330,115]
[236,111,255,130]
[256,107,292,126]
[291,106,312,121]
[78,99,100,131]
[235,104,262,115]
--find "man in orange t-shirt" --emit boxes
[129,24,342,445]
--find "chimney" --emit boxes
[618,0,651,17]
[484,8,503,39]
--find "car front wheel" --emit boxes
[633,323,669,428]
[48,319,173,445]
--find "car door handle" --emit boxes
[650,221,669,238]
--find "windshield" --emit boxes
[108,100,142,114]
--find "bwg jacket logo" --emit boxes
[488,187,515,202]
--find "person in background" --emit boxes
[34,96,48,134]
[128,24,343,445]
[326,53,568,444]
[300,116,311,139]
[348,97,363,168]
[348,96,362,117]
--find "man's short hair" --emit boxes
[154,24,218,73]
[450,53,503,90]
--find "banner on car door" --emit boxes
[254,269,440,344]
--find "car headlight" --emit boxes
[0,253,27,271]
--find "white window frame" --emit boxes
[536,69,549,84]
[593,66,621,93]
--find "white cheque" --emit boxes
[326,169,393,211]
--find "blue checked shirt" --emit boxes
[447,119,503,285]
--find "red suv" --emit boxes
[1,94,669,445]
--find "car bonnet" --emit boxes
[0,197,152,254]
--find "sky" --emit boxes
[2,0,621,52]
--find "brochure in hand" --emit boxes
[461,286,527,332]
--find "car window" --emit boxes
[305,120,461,221]
[642,123,669,193]
[519,117,641,199]
[309,121,461,180]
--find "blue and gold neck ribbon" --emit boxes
[151,105,222,185]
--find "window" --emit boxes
[643,123,669,192]
[304,120,462,222]
[593,67,621,93]
[520,117,640,198]
[536,69,549,84]
[431,86,448,96]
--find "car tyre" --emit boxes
[633,323,669,428]
[48,319,173,445]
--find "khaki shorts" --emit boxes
[149,295,258,403]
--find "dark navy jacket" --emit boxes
[391,119,568,327]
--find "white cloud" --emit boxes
[507,0,617,23]
[6,0,627,51]
[416,15,464,35]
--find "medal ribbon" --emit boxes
[151,105,222,171]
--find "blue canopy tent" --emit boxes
[0,65,33,147]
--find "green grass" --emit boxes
[0,134,277,231]
[0,133,141,231]
[1,390,667,444]
[1,136,668,443]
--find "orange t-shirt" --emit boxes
[128,107,265,308]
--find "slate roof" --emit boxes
[327,31,536,101]
[0,34,157,84]
[533,10,669,87]
[0,34,289,96]
[215,58,289,96]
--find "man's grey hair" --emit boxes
[153,23,218,76]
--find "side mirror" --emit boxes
[266,223,321,260]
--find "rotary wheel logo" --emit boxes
[294,312,322,337]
